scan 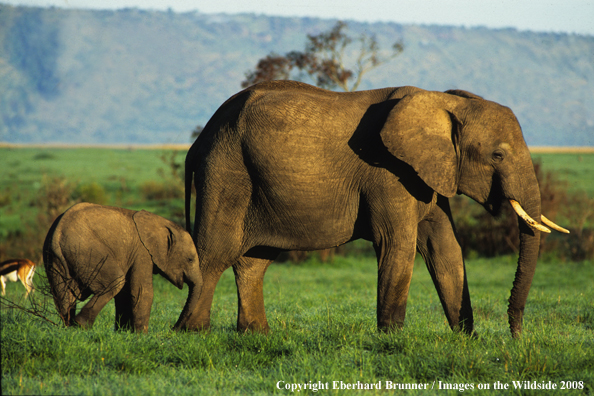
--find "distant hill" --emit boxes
[1,4,593,146]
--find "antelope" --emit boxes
[0,259,36,298]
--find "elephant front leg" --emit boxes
[416,198,474,335]
[128,269,155,333]
[375,241,417,331]
[114,283,134,331]
[233,256,273,333]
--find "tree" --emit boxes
[242,21,404,92]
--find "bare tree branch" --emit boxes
[241,21,404,92]
[0,296,60,326]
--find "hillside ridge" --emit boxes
[1,5,592,146]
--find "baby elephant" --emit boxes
[43,203,202,333]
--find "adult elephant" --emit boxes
[181,81,567,337]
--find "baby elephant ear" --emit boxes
[380,91,459,198]
[133,210,172,273]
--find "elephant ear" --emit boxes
[133,210,173,273]
[380,91,459,198]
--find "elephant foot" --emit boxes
[114,318,134,332]
[377,323,405,333]
[173,320,211,332]
[450,317,475,336]
[134,325,149,334]
[237,322,270,334]
[377,314,405,332]
[73,315,93,330]
[237,325,270,334]
[451,324,478,338]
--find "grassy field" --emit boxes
[0,147,186,242]
[2,255,593,395]
[531,151,594,195]
[1,146,593,395]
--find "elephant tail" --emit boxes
[184,138,208,239]
[185,143,198,238]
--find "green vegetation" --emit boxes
[1,255,592,395]
[1,4,593,146]
[1,147,592,395]
[532,152,594,195]
[0,147,185,229]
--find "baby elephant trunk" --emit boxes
[173,273,203,331]
[173,284,197,330]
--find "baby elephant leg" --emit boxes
[75,282,124,329]
[114,283,134,331]
[127,267,154,333]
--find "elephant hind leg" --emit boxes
[233,254,275,333]
[54,287,77,327]
[46,266,78,326]
[75,279,125,329]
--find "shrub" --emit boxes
[140,180,182,201]
[0,190,11,207]
[137,150,186,202]
[75,182,108,205]
[32,152,56,161]
[36,175,78,221]
[0,176,78,262]
[549,191,594,261]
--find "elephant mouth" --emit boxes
[482,200,502,217]
[482,195,569,235]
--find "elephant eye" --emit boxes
[492,149,506,162]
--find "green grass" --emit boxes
[0,147,185,202]
[2,255,593,395]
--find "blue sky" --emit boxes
[2,0,594,35]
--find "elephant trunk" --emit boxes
[507,187,542,338]
[173,275,203,331]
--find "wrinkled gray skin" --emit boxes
[183,80,545,337]
[43,203,202,333]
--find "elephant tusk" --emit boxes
[541,215,570,234]
[509,200,551,233]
